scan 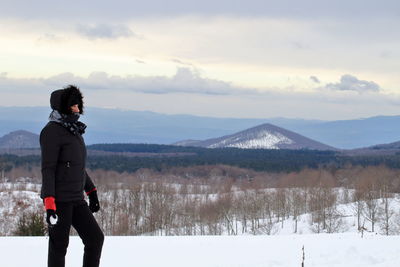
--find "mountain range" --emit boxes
[3,121,400,156]
[1,106,400,149]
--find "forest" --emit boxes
[2,143,400,174]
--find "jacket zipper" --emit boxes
[66,161,70,168]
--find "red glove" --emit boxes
[44,197,58,225]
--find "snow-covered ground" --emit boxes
[1,233,400,267]
[2,180,400,266]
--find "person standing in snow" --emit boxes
[40,85,104,267]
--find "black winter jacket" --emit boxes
[40,121,95,202]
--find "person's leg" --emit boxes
[48,202,73,267]
[72,200,104,267]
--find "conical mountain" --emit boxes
[0,130,39,149]
[174,123,336,150]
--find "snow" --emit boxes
[1,233,400,267]
[0,183,42,235]
[209,130,293,149]
[2,181,400,266]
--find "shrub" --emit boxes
[14,211,46,236]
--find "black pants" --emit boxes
[48,200,104,267]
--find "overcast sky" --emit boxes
[1,0,399,120]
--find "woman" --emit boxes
[40,85,104,267]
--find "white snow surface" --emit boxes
[208,130,293,149]
[2,182,400,266]
[1,233,400,267]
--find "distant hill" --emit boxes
[286,116,400,149]
[0,130,39,149]
[174,123,337,151]
[370,141,400,150]
[344,140,400,156]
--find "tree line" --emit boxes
[4,144,400,173]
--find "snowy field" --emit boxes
[1,233,400,267]
[2,180,400,266]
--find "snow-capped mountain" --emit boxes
[174,123,337,150]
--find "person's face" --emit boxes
[70,104,80,113]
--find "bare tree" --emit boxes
[378,167,396,235]
[289,189,304,233]
[361,167,381,232]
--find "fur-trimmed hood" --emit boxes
[50,85,84,115]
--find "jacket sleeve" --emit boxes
[84,170,96,193]
[40,125,61,199]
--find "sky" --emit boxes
[0,0,400,120]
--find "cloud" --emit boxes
[76,24,135,39]
[290,41,310,50]
[171,58,194,66]
[1,70,400,120]
[2,12,400,80]
[37,33,65,43]
[0,71,386,98]
[325,74,381,93]
[310,76,320,83]
[79,67,257,95]
[0,68,257,96]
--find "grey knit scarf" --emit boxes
[49,110,87,135]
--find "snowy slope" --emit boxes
[209,129,293,149]
[1,234,400,267]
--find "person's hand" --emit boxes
[46,209,58,225]
[88,190,100,213]
[44,196,58,225]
